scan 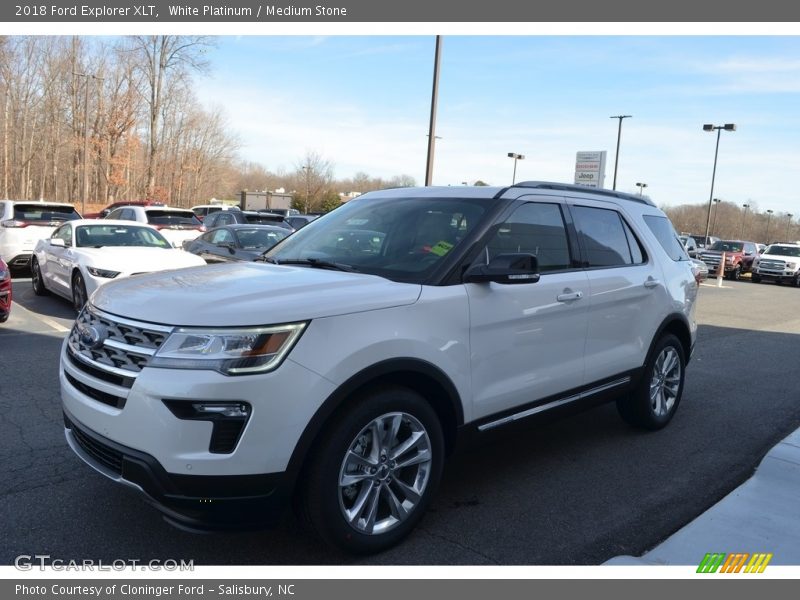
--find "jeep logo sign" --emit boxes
[575,151,607,188]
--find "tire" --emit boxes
[31,257,48,296]
[71,271,88,313]
[751,274,761,283]
[300,386,444,554]
[727,265,741,281]
[617,333,685,431]
[794,275,800,288]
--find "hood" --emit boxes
[80,247,206,272]
[90,262,422,327]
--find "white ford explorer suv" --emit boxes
[61,182,697,553]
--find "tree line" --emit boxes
[662,200,798,244]
[0,36,416,214]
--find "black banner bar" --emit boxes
[4,0,800,23]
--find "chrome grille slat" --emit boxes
[68,306,172,378]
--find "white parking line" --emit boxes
[11,301,71,333]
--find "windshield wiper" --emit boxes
[265,257,358,273]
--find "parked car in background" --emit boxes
[679,235,699,258]
[61,181,697,554]
[285,214,319,230]
[190,204,239,222]
[757,243,767,254]
[203,209,294,231]
[183,224,289,263]
[697,240,759,280]
[31,220,206,311]
[83,200,165,219]
[0,257,11,323]
[0,200,82,271]
[105,206,205,248]
[751,243,800,286]
[262,208,300,217]
[688,234,720,250]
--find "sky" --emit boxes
[192,35,800,214]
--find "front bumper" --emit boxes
[63,411,289,531]
[755,269,799,282]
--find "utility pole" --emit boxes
[425,35,442,186]
[610,115,631,190]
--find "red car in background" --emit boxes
[0,257,11,323]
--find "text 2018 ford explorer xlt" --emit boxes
[61,182,697,554]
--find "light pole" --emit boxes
[786,213,793,241]
[702,123,736,246]
[741,203,750,239]
[74,72,102,214]
[610,115,632,190]
[301,166,310,214]
[765,209,774,243]
[424,35,442,186]
[635,182,648,196]
[507,152,525,184]
[711,198,722,237]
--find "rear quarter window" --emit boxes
[643,215,688,261]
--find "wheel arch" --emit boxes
[648,314,693,368]
[284,358,464,490]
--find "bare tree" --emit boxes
[128,35,213,198]
[295,151,334,214]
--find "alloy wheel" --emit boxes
[649,347,681,417]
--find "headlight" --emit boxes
[87,267,120,278]
[149,322,307,375]
[0,267,9,280]
[786,262,796,269]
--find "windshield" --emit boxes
[709,241,743,252]
[76,224,171,248]
[765,245,800,257]
[265,196,489,282]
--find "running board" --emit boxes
[477,376,631,432]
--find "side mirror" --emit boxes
[744,251,753,256]
[464,253,540,284]
[49,238,66,248]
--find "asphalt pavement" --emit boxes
[2,274,800,565]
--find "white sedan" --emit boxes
[31,219,207,312]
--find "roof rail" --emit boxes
[512,181,656,207]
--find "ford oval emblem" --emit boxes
[78,324,107,350]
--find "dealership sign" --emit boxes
[574,151,607,188]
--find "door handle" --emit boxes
[556,291,583,302]
[644,278,660,289]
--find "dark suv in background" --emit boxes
[203,209,293,231]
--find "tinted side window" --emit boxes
[572,206,634,267]
[480,202,572,272]
[622,219,646,264]
[643,215,688,261]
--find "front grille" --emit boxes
[67,306,172,377]
[758,259,785,271]
[67,346,135,388]
[699,253,721,267]
[69,420,124,475]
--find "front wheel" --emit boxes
[300,386,444,554]
[71,272,88,313]
[751,274,762,283]
[727,265,741,281]
[617,333,686,430]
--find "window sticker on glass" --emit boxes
[428,241,454,256]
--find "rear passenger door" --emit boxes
[466,198,590,421]
[568,200,667,384]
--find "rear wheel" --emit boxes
[617,333,685,430]
[300,386,444,554]
[71,271,88,313]
[31,257,48,296]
